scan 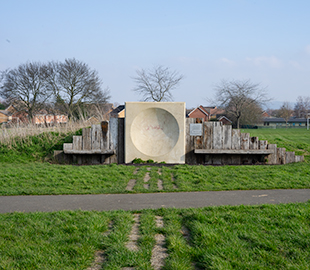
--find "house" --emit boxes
[110,105,125,118]
[187,105,229,123]
[217,116,232,125]
[0,110,11,124]
[1,103,68,126]
[262,110,271,118]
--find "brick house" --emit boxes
[187,105,228,123]
[1,103,68,126]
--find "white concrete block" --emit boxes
[125,102,185,164]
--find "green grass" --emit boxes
[0,129,82,163]
[0,210,111,269]
[0,163,135,195]
[1,202,310,269]
[242,128,310,158]
[0,128,309,196]
[0,162,309,195]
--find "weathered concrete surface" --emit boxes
[125,102,185,164]
[1,189,309,213]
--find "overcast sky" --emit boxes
[1,0,310,109]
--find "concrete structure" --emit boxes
[125,102,185,164]
[55,105,304,166]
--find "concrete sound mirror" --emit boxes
[125,102,185,163]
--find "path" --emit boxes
[0,189,309,213]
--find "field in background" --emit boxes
[242,128,310,158]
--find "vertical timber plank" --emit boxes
[249,137,259,149]
[73,136,82,164]
[240,133,250,150]
[267,144,277,164]
[118,118,125,164]
[82,128,92,150]
[286,152,295,164]
[91,125,102,164]
[185,118,196,164]
[63,143,73,151]
[277,148,286,164]
[91,125,102,150]
[73,136,82,150]
[109,118,118,164]
[259,140,268,150]
[231,129,241,150]
[203,122,213,149]
[101,121,109,150]
[295,155,304,162]
[212,122,223,149]
[222,125,232,149]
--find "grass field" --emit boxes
[1,202,309,269]
[242,128,310,158]
[0,129,310,269]
[0,128,309,196]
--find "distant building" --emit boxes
[0,103,68,126]
[187,105,230,123]
[110,105,125,118]
[260,117,308,128]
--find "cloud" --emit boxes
[246,56,282,68]
[289,61,302,69]
[177,57,201,64]
[219,58,235,65]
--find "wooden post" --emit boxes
[212,122,223,149]
[259,140,268,150]
[267,144,277,164]
[73,136,83,150]
[101,121,109,150]
[222,125,232,149]
[240,133,250,150]
[109,118,119,164]
[277,148,286,164]
[73,136,83,164]
[118,118,125,164]
[286,152,295,164]
[203,122,213,149]
[249,137,259,149]
[91,125,102,150]
[185,118,197,164]
[231,129,241,150]
[82,128,92,150]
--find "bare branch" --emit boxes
[211,79,271,129]
[132,65,183,102]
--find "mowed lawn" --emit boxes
[1,202,309,269]
[0,128,310,196]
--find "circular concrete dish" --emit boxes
[131,108,179,157]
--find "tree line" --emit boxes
[0,58,110,120]
[1,60,309,128]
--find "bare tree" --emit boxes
[211,79,270,129]
[226,98,263,128]
[0,62,52,120]
[48,58,110,119]
[132,65,183,102]
[278,102,293,128]
[294,96,310,118]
